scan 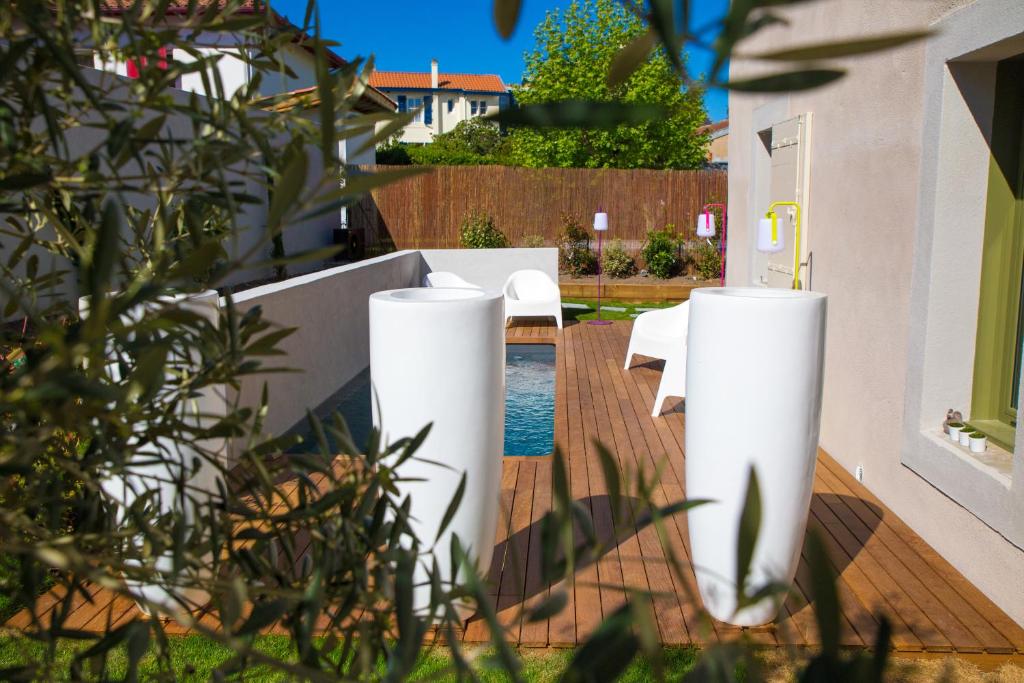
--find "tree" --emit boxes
[507,0,709,170]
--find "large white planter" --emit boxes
[369,288,505,612]
[685,287,827,626]
[80,291,226,614]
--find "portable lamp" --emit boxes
[757,201,803,289]
[590,210,612,326]
[696,212,716,238]
[696,203,727,285]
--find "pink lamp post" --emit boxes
[696,203,727,286]
[589,209,612,326]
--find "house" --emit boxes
[82,0,395,165]
[697,119,728,168]
[726,0,1024,625]
[368,60,510,144]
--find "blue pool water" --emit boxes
[503,344,556,456]
[286,344,556,457]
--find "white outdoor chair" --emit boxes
[422,271,482,289]
[502,269,563,329]
[623,301,690,416]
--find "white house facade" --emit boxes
[369,60,510,144]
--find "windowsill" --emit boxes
[902,428,1019,548]
[966,419,1016,452]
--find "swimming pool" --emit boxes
[286,343,556,457]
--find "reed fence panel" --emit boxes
[349,164,727,256]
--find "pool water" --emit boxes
[503,344,556,456]
[286,344,556,457]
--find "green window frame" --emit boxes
[970,56,1024,451]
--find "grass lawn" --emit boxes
[561,298,678,323]
[0,635,701,681]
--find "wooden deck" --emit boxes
[8,319,1024,658]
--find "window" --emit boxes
[408,97,424,123]
[447,99,454,113]
[971,56,1024,451]
[397,95,407,113]
[480,100,488,115]
[470,100,478,116]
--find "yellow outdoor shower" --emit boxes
[757,200,803,290]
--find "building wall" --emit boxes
[377,90,505,143]
[707,133,728,164]
[727,0,1024,624]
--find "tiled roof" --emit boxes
[368,71,507,94]
[696,119,729,136]
[100,0,259,11]
[258,83,396,114]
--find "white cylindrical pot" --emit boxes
[80,291,226,614]
[369,288,505,612]
[685,287,827,626]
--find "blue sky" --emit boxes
[273,0,729,122]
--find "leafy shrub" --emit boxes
[521,234,546,248]
[641,227,680,279]
[602,239,637,278]
[558,213,597,277]
[459,210,508,248]
[375,135,412,165]
[692,240,722,280]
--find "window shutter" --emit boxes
[126,58,142,79]
[424,95,433,125]
[397,95,407,113]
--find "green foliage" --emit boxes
[380,119,512,166]
[521,234,546,248]
[602,239,637,278]
[459,210,508,248]
[558,213,597,276]
[506,0,709,170]
[641,228,680,279]
[692,239,723,280]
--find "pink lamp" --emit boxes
[697,203,727,286]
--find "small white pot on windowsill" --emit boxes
[947,422,965,442]
[968,431,988,454]
[958,428,972,447]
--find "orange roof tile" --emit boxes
[368,71,507,94]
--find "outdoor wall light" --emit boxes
[590,210,612,326]
[757,200,803,289]
[697,203,727,286]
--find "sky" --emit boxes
[272,0,730,122]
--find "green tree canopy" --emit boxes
[508,0,710,169]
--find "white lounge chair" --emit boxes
[422,271,481,289]
[623,301,690,416]
[502,270,562,329]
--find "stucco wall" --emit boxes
[727,0,1024,624]
[227,251,422,445]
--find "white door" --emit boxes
[752,113,812,289]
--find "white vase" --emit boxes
[685,287,827,626]
[948,425,963,442]
[959,430,971,447]
[969,434,987,453]
[80,291,227,615]
[369,288,505,614]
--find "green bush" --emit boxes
[641,227,680,279]
[692,240,722,280]
[602,239,637,278]
[521,234,546,248]
[558,213,597,277]
[459,210,508,248]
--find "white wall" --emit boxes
[418,248,558,290]
[726,0,1024,625]
[381,91,505,143]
